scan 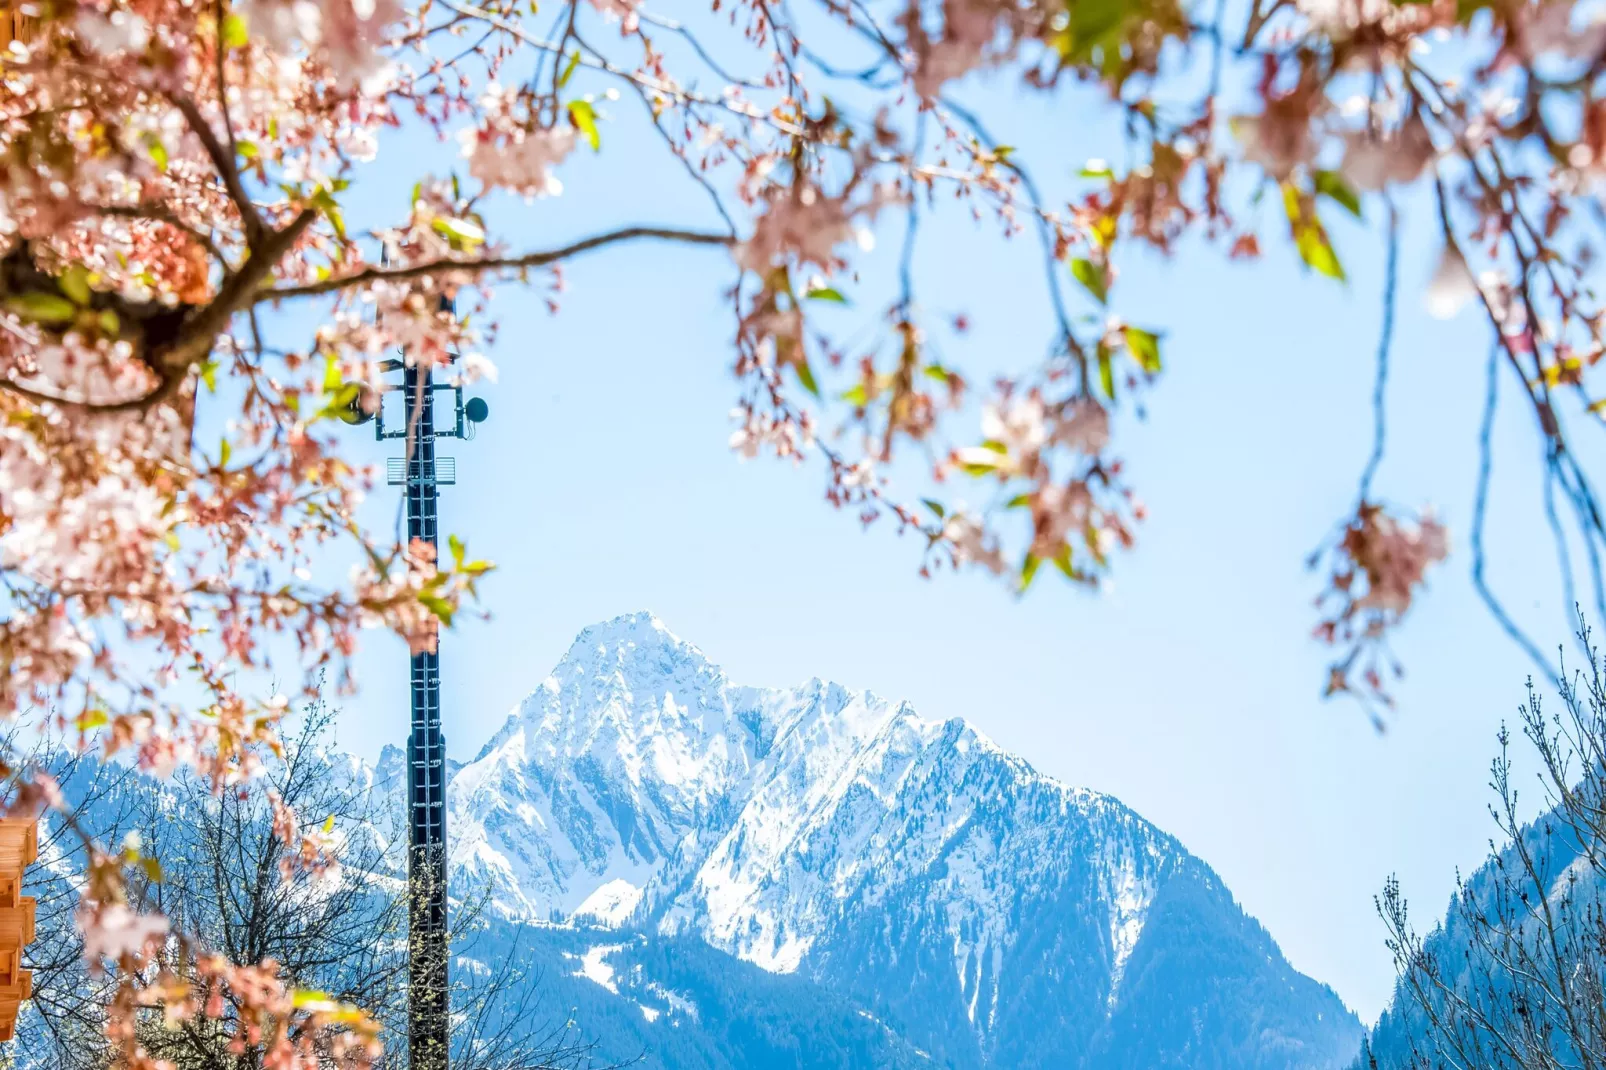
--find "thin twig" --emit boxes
[1357,197,1398,504]
[257,225,733,302]
[1472,341,1559,684]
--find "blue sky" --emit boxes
[302,55,1585,1025]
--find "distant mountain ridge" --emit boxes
[424,611,1364,1069]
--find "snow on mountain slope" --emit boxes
[447,612,771,917]
[440,612,1362,1070]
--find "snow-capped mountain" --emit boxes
[434,611,1364,1069]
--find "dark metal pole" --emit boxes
[403,361,449,1070]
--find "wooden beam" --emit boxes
[0,818,38,1045]
[0,4,36,47]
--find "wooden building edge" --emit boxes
[0,818,37,1043]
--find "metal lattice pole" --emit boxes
[344,323,486,1070]
[403,362,450,1070]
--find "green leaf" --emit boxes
[199,359,220,393]
[313,188,346,242]
[839,383,869,407]
[323,355,342,393]
[1280,180,1303,226]
[1052,544,1078,579]
[97,309,120,335]
[138,856,164,883]
[1097,341,1116,399]
[1061,0,1127,62]
[922,499,946,519]
[1123,326,1161,374]
[74,709,109,732]
[311,382,354,422]
[557,49,581,89]
[431,216,485,248]
[6,292,77,325]
[1283,181,1347,282]
[1313,170,1362,218]
[59,264,92,306]
[803,286,847,304]
[418,591,454,626]
[794,360,821,398]
[1006,492,1033,508]
[1019,554,1043,592]
[1091,214,1118,250]
[221,11,249,48]
[219,437,232,468]
[1295,224,1346,280]
[236,140,259,160]
[1079,160,1114,179]
[923,364,951,382]
[448,533,466,568]
[321,814,335,834]
[289,989,365,1023]
[567,99,601,152]
[1070,258,1108,304]
[145,133,169,172]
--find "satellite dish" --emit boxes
[338,386,376,426]
[465,397,489,424]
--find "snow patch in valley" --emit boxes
[568,944,626,994]
[645,981,700,1022]
[1105,858,1155,1009]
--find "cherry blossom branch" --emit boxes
[1240,0,1290,50]
[620,78,739,235]
[0,208,314,412]
[255,225,734,302]
[937,95,1087,370]
[635,9,769,89]
[213,0,241,162]
[438,0,807,135]
[179,207,317,345]
[170,93,264,249]
[90,203,231,269]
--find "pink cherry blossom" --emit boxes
[1053,399,1110,455]
[1426,246,1479,320]
[737,180,898,277]
[942,512,1008,575]
[79,903,170,964]
[458,85,577,199]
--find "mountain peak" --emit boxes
[553,612,719,681]
[575,609,673,641]
[436,617,1363,1068]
